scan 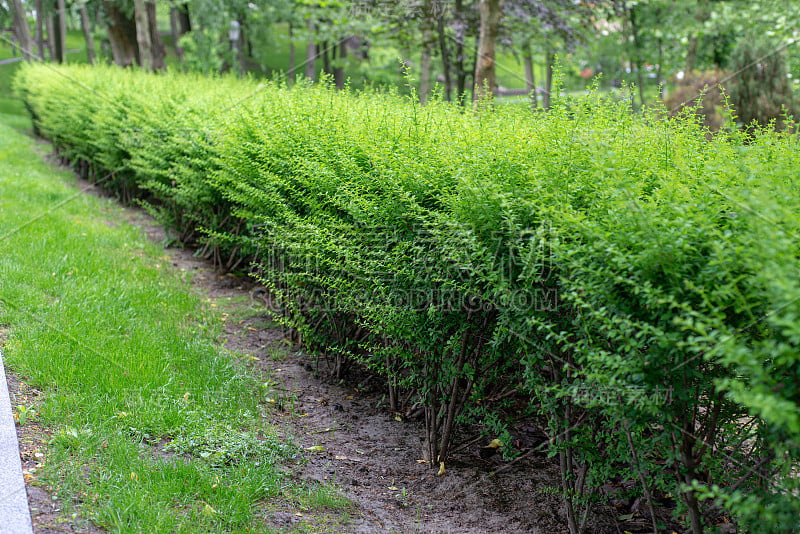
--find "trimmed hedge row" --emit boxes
[15,63,800,533]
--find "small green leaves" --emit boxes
[13,405,36,426]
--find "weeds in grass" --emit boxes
[13,404,36,426]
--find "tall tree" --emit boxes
[543,46,553,109]
[34,0,45,59]
[10,0,34,60]
[473,0,504,103]
[418,0,436,103]
[452,0,477,105]
[522,39,536,108]
[52,0,67,63]
[305,17,317,80]
[104,1,138,67]
[133,0,153,70]
[79,2,96,64]
[435,7,452,101]
[146,1,165,69]
[287,21,296,82]
[684,0,709,73]
[626,2,646,107]
[46,15,56,59]
[334,40,347,89]
[169,3,191,59]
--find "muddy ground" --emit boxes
[5,171,685,533]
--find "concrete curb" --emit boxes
[0,348,33,534]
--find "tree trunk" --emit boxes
[628,5,646,108]
[288,22,295,84]
[169,7,184,59]
[685,36,698,74]
[237,20,248,73]
[436,14,452,101]
[11,0,34,61]
[334,40,346,90]
[305,19,317,81]
[176,4,191,33]
[146,1,165,70]
[453,0,468,105]
[79,4,95,65]
[418,0,436,103]
[419,44,433,103]
[321,41,331,76]
[104,1,138,67]
[46,16,55,60]
[544,48,554,109]
[523,40,536,109]
[473,0,504,104]
[680,429,704,534]
[34,0,45,59]
[685,0,709,74]
[52,0,66,63]
[133,0,152,70]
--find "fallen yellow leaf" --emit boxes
[437,462,446,476]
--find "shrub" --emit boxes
[15,63,800,534]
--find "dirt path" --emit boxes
[157,214,566,534]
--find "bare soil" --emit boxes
[5,370,103,534]
[5,170,685,533]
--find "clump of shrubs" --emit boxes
[15,63,800,534]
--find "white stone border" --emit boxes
[0,348,33,534]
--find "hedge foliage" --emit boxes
[15,63,800,533]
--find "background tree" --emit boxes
[729,37,796,132]
[10,0,34,60]
[53,0,67,62]
[77,0,96,64]
[103,1,138,66]
[473,0,504,103]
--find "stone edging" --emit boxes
[0,347,33,534]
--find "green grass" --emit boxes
[0,119,291,531]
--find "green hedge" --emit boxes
[15,63,800,533]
